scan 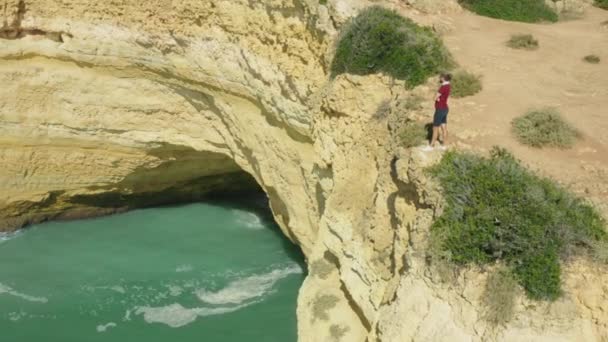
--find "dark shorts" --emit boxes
[433,108,449,127]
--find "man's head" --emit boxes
[440,73,452,83]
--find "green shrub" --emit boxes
[451,70,483,98]
[595,0,608,10]
[459,0,558,23]
[583,55,601,64]
[506,34,539,50]
[399,120,428,148]
[331,6,453,87]
[512,108,580,148]
[482,267,518,325]
[429,147,607,300]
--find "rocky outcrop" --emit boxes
[1,1,606,341]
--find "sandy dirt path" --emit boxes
[442,7,608,214]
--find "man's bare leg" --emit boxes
[430,126,440,147]
[441,124,448,146]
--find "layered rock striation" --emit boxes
[1,1,606,341]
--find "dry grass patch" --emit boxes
[583,55,601,64]
[312,294,339,321]
[329,324,349,341]
[310,258,334,279]
[399,120,428,148]
[507,34,539,50]
[451,70,483,98]
[482,267,518,325]
[512,108,580,148]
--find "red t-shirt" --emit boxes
[435,83,451,109]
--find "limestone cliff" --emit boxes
[1,1,606,341]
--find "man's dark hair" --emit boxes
[442,73,452,81]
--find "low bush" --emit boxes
[429,147,607,300]
[459,0,558,23]
[583,54,601,64]
[451,70,483,98]
[331,6,453,87]
[399,120,428,148]
[506,34,539,50]
[595,0,608,10]
[512,108,580,148]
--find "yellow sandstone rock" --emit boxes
[0,1,606,341]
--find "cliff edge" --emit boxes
[1,0,607,341]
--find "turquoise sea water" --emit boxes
[0,199,305,342]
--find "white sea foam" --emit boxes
[99,285,126,294]
[0,283,48,303]
[123,309,132,321]
[195,264,302,305]
[133,265,302,328]
[83,285,126,294]
[0,231,21,244]
[175,264,193,273]
[96,322,117,332]
[134,303,247,328]
[8,311,26,322]
[232,210,266,230]
[166,285,183,297]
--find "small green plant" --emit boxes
[331,6,453,87]
[482,267,518,325]
[459,0,558,23]
[429,147,607,300]
[594,0,608,10]
[399,120,428,148]
[506,34,539,50]
[583,54,601,64]
[319,0,328,5]
[312,294,339,321]
[451,70,483,98]
[512,108,580,148]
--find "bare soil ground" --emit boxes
[442,7,608,215]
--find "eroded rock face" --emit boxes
[1,1,606,341]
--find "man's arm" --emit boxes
[435,85,446,101]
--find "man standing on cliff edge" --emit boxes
[424,73,451,151]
